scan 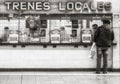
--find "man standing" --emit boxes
[94,20,114,74]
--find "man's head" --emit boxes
[102,20,111,29]
[92,24,98,30]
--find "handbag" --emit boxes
[89,42,96,59]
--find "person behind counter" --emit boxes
[92,24,98,34]
[94,20,114,74]
[2,27,9,42]
[60,27,66,42]
[92,24,98,41]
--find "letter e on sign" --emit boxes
[97,2,104,11]
[104,2,111,11]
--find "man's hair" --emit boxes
[92,24,98,29]
[102,20,110,24]
[92,24,98,27]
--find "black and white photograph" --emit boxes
[0,0,120,84]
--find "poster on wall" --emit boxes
[113,13,120,27]
[81,29,92,43]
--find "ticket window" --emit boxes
[40,20,47,37]
[81,19,108,43]
[81,19,92,43]
[49,20,67,43]
[40,20,47,28]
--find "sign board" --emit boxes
[81,29,92,43]
[8,33,18,43]
[50,29,61,43]
[4,0,112,14]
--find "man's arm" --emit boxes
[111,30,114,41]
[94,28,100,42]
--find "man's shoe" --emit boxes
[103,72,107,74]
[96,71,100,74]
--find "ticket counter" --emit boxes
[0,0,117,69]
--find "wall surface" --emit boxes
[0,46,96,68]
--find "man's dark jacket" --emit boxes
[94,26,114,47]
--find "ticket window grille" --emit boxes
[40,29,46,37]
[71,29,77,37]
[40,20,47,28]
[72,20,78,28]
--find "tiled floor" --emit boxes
[0,72,120,84]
